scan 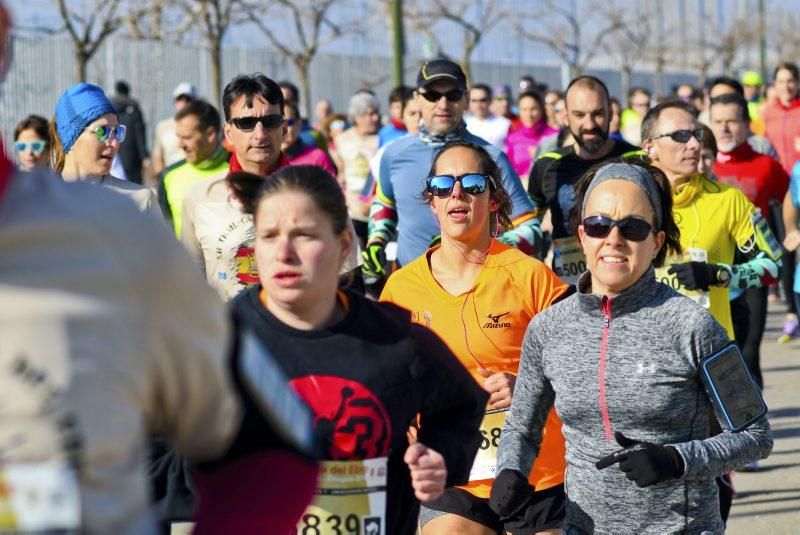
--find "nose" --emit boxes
[252,121,269,139]
[686,134,701,150]
[274,234,296,262]
[450,181,466,199]
[604,225,624,245]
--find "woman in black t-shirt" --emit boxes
[228,165,487,535]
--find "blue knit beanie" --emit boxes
[54,83,116,153]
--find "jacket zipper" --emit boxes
[598,297,613,442]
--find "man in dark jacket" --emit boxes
[110,80,148,184]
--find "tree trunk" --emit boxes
[620,65,631,101]
[391,0,405,87]
[77,50,88,83]
[211,41,222,108]
[298,60,312,120]
[654,57,664,97]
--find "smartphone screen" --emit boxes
[702,344,767,431]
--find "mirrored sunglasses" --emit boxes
[14,140,46,154]
[426,173,495,197]
[86,124,126,143]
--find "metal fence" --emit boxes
[0,34,696,151]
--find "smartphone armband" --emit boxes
[700,342,767,432]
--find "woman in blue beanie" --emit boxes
[51,82,161,221]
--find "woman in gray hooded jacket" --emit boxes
[492,161,772,534]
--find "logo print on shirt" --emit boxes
[483,311,511,329]
[637,362,656,375]
[423,311,432,327]
[290,376,392,459]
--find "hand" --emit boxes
[477,367,516,409]
[784,230,800,252]
[404,442,447,502]
[595,431,685,487]
[488,469,535,521]
[361,242,387,279]
[667,261,720,291]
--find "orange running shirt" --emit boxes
[380,242,568,498]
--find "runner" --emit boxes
[528,76,641,285]
[642,100,782,343]
[381,140,568,535]
[282,102,338,176]
[505,90,558,187]
[13,114,50,171]
[50,82,162,222]
[365,59,540,278]
[493,160,772,534]
[229,164,487,535]
[782,164,800,341]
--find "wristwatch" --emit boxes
[715,265,732,287]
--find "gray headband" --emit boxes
[580,163,663,230]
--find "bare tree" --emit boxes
[516,0,622,80]
[173,0,246,106]
[685,17,755,86]
[246,0,353,118]
[126,0,169,41]
[768,9,800,68]
[602,3,650,98]
[426,0,507,86]
[53,0,152,82]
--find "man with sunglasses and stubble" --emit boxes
[528,76,642,286]
[182,73,360,301]
[643,100,782,345]
[364,59,540,279]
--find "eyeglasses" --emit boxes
[14,140,46,154]
[86,125,126,143]
[229,114,284,132]
[418,88,465,103]
[582,215,655,241]
[426,173,496,196]
[494,95,509,101]
[649,128,704,143]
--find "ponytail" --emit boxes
[49,118,66,173]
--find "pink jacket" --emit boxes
[505,120,559,176]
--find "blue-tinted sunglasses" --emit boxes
[426,173,496,196]
[14,140,46,154]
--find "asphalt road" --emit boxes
[727,304,800,534]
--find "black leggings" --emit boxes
[784,249,798,314]
[730,287,768,389]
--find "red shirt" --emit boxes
[714,142,789,216]
[763,97,800,174]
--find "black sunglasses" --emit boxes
[229,114,284,132]
[582,215,655,242]
[426,173,496,196]
[418,88,466,103]
[649,128,704,143]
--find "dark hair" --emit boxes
[566,75,610,105]
[277,80,299,103]
[774,61,799,82]
[708,76,744,96]
[175,99,221,133]
[709,93,749,122]
[115,80,130,96]
[389,85,410,105]
[229,166,349,236]
[471,83,492,98]
[400,87,416,115]
[422,140,513,235]
[223,74,284,121]
[641,99,698,142]
[14,114,49,143]
[627,86,651,101]
[518,90,546,114]
[571,158,681,268]
[701,124,717,157]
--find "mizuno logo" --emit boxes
[483,311,510,329]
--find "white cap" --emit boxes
[173,82,197,100]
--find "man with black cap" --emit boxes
[363,59,540,279]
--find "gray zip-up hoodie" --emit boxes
[497,268,772,534]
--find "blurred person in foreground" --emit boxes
[13,114,50,171]
[0,6,318,533]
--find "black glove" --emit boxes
[667,261,720,291]
[489,469,536,528]
[361,242,387,279]
[595,431,685,487]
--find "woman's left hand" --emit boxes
[478,368,517,409]
[404,442,447,502]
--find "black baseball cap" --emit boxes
[416,59,467,91]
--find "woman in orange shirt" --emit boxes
[381,140,569,534]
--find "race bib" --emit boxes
[0,462,81,531]
[296,457,387,535]
[468,408,508,482]
[655,248,710,308]
[552,237,586,285]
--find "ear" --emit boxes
[339,226,355,266]
[653,230,666,259]
[643,139,657,160]
[223,122,233,146]
[489,198,499,211]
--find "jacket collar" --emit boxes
[576,266,661,316]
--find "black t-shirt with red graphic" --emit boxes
[232,287,488,535]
